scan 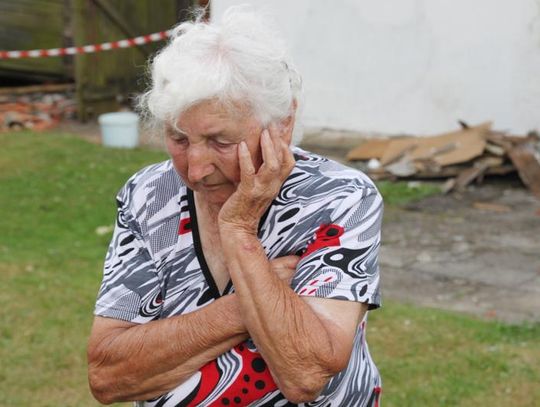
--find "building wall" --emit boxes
[212,0,540,136]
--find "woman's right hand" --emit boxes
[269,255,300,285]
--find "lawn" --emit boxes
[0,132,538,406]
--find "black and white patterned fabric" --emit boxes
[94,147,383,407]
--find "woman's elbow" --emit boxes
[279,369,335,403]
[88,366,118,405]
[282,387,322,404]
[282,380,327,403]
[87,357,130,405]
[283,357,349,402]
[87,347,117,404]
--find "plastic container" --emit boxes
[98,112,139,148]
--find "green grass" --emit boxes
[0,132,167,406]
[368,302,540,406]
[376,180,441,206]
[0,132,538,406]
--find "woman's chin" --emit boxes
[195,185,234,207]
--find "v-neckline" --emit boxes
[186,188,233,299]
[185,187,275,300]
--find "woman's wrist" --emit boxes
[218,223,263,261]
[216,293,247,335]
[218,218,259,236]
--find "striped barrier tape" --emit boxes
[0,30,172,59]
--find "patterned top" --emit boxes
[94,147,383,407]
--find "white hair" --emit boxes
[138,5,304,144]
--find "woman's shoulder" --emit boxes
[288,147,380,204]
[117,159,185,210]
[124,159,181,188]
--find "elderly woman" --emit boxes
[88,7,383,407]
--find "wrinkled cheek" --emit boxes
[170,154,190,182]
[214,155,241,183]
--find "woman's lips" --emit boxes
[201,183,223,190]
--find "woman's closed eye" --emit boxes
[170,134,189,146]
[165,126,189,144]
[167,132,189,146]
[211,138,237,149]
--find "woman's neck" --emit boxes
[193,192,222,225]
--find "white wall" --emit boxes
[212,0,540,136]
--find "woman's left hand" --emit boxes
[218,125,295,234]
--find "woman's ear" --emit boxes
[279,99,297,145]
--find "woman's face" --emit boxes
[166,100,264,206]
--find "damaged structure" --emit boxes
[0,0,190,125]
[347,123,540,198]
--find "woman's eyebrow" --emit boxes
[203,131,239,141]
[166,126,188,135]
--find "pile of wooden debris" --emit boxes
[347,122,540,198]
[0,83,77,132]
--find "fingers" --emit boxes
[271,255,300,269]
[261,124,295,175]
[260,129,280,173]
[238,141,255,181]
[269,123,295,171]
[270,255,300,283]
[235,124,295,205]
[281,255,301,269]
[281,137,295,170]
[267,124,283,162]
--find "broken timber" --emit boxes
[347,122,540,198]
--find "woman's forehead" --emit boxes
[174,99,261,136]
[182,99,251,119]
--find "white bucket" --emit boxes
[98,112,139,148]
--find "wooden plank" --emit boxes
[72,0,180,121]
[346,138,392,161]
[369,164,515,180]
[416,164,515,179]
[508,143,540,198]
[91,0,149,58]
[472,202,512,213]
[72,0,87,120]
[379,138,417,166]
[453,163,489,192]
[379,122,491,167]
[0,0,69,79]
[485,143,506,156]
[0,83,75,96]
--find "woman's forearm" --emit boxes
[88,294,247,404]
[220,229,341,403]
[115,332,248,402]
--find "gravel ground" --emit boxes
[381,185,540,323]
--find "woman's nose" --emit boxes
[186,145,214,183]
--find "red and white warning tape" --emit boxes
[0,30,172,59]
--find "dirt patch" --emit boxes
[382,184,540,323]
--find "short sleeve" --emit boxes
[94,186,163,323]
[292,187,383,309]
